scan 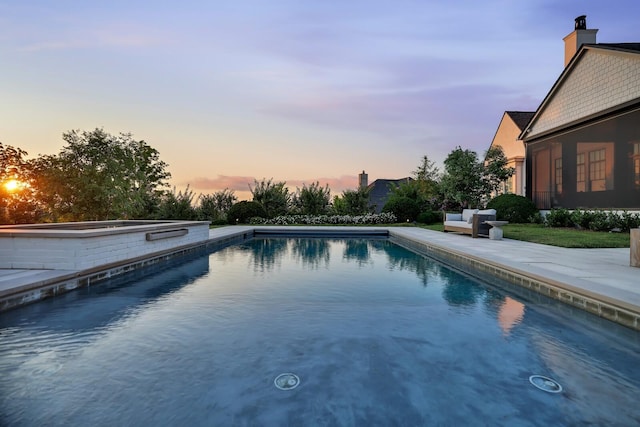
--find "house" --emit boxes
[488,111,534,196]
[358,171,412,213]
[520,16,640,210]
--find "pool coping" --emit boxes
[1,225,638,331]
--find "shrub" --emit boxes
[620,210,640,231]
[333,187,371,215]
[417,210,442,224]
[545,208,640,231]
[545,208,572,227]
[227,201,267,224]
[249,178,291,218]
[249,213,397,225]
[486,194,538,223]
[196,189,237,222]
[291,182,331,215]
[585,210,610,231]
[155,186,198,220]
[382,196,420,222]
[569,209,592,229]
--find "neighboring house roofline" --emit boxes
[505,111,535,131]
[367,177,413,213]
[366,177,412,190]
[486,111,533,161]
[519,43,640,142]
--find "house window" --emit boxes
[576,143,613,192]
[576,153,585,192]
[554,157,562,194]
[589,148,606,191]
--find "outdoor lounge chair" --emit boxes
[443,208,497,238]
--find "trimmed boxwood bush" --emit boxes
[417,210,442,225]
[227,201,267,224]
[545,208,572,228]
[545,208,640,231]
[382,196,420,222]
[486,194,538,223]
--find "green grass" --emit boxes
[419,223,630,248]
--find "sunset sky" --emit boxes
[2,1,638,200]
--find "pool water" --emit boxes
[1,237,639,426]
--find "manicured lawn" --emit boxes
[419,223,630,248]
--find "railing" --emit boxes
[532,191,561,209]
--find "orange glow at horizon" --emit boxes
[3,179,23,192]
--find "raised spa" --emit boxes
[0,220,210,270]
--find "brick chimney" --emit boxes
[563,15,598,67]
[358,170,368,189]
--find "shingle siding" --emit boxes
[529,50,640,138]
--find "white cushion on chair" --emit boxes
[461,209,479,222]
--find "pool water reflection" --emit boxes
[0,237,639,426]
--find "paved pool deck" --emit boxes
[1,225,638,329]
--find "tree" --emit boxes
[440,147,484,209]
[440,146,514,210]
[413,154,440,183]
[155,186,198,220]
[197,189,237,222]
[0,142,42,224]
[291,182,331,215]
[483,146,515,196]
[333,187,371,215]
[31,129,171,221]
[387,154,442,213]
[249,178,291,218]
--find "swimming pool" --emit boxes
[1,237,639,425]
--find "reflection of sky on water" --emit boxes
[1,237,640,425]
[0,253,210,333]
[498,297,525,336]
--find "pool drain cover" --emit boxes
[274,373,300,390]
[529,375,562,393]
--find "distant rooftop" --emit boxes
[505,111,535,131]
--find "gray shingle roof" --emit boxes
[367,178,412,213]
[505,111,535,131]
[593,43,640,53]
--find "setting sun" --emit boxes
[3,179,21,192]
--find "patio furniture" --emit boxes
[485,220,509,240]
[443,209,497,238]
